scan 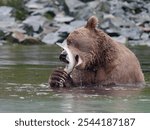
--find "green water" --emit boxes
[0,45,150,112]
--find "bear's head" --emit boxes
[59,16,114,71]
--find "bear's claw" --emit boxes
[49,68,69,88]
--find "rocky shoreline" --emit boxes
[0,0,150,46]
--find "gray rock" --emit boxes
[120,27,142,40]
[87,0,100,9]
[54,14,74,23]
[9,31,43,44]
[133,12,150,24]
[42,32,61,44]
[58,24,74,33]
[0,6,17,32]
[112,36,128,44]
[31,7,55,16]
[105,27,120,37]
[75,1,103,19]
[25,0,46,10]
[0,40,5,45]
[56,20,86,39]
[129,40,150,46]
[0,0,149,46]
[80,0,94,2]
[140,26,150,33]
[70,20,86,28]
[11,31,26,42]
[41,22,59,36]
[7,25,26,34]
[65,0,85,13]
[141,33,149,41]
[100,20,110,29]
[0,30,5,40]
[0,17,17,30]
[22,15,48,32]
[107,16,133,28]
[109,0,125,17]
[100,15,116,29]
[0,6,13,16]
[146,3,150,13]
[21,36,43,44]
[0,6,26,42]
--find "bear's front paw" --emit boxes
[49,68,68,88]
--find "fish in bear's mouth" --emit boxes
[56,41,82,74]
[59,50,79,64]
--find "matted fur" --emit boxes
[50,16,145,87]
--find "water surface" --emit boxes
[0,45,150,112]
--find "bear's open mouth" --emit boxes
[56,41,83,73]
[63,53,82,67]
[60,52,79,65]
[59,50,83,69]
[75,55,79,63]
[59,51,69,64]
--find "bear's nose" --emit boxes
[59,50,69,64]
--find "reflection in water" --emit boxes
[0,45,150,112]
[51,86,143,113]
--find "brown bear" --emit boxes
[49,16,145,88]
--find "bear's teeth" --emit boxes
[56,41,76,74]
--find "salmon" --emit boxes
[56,40,76,74]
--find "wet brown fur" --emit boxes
[66,16,144,86]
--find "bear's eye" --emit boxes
[67,39,72,46]
[67,39,79,48]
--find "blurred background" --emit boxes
[0,0,150,112]
[0,0,150,45]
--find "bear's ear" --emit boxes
[85,16,98,30]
